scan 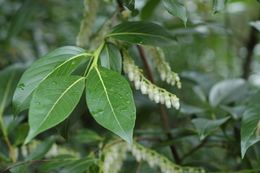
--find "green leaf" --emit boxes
[86,67,136,143]
[162,0,187,26]
[10,164,30,173]
[192,117,230,140]
[25,76,85,143]
[250,21,260,32]
[26,138,54,160]
[0,64,24,115]
[100,43,122,73]
[7,0,35,40]
[209,79,246,107]
[13,46,86,114]
[14,123,29,146]
[241,92,260,158]
[141,0,160,20]
[119,0,135,11]
[107,21,175,46]
[74,129,103,144]
[39,156,95,173]
[213,0,227,13]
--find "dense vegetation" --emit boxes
[0,0,260,172]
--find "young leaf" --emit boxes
[209,79,246,107]
[0,64,24,115]
[86,67,136,143]
[25,76,85,144]
[100,43,122,73]
[107,21,175,46]
[162,0,187,26]
[241,92,260,158]
[192,117,230,140]
[13,46,87,114]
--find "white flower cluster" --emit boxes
[129,142,205,173]
[103,142,128,173]
[150,47,181,89]
[123,55,180,109]
[102,140,205,173]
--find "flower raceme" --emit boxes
[123,52,180,109]
[102,141,205,173]
[149,47,181,89]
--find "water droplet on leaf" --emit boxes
[18,83,25,90]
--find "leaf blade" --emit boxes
[86,67,136,143]
[107,21,175,46]
[13,46,86,114]
[25,76,85,143]
[162,0,187,26]
[241,92,260,158]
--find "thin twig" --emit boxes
[242,27,257,79]
[136,45,181,164]
[180,137,208,162]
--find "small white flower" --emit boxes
[128,71,135,81]
[171,96,180,109]
[140,81,148,94]
[134,80,141,89]
[154,89,160,103]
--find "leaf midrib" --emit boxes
[94,67,127,137]
[107,32,170,41]
[20,53,88,103]
[36,77,84,132]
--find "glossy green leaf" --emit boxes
[107,21,175,46]
[39,156,95,173]
[13,46,86,114]
[241,92,260,158]
[209,79,246,107]
[162,0,187,26]
[213,0,227,13]
[192,117,230,140]
[100,43,122,73]
[86,66,136,143]
[25,76,85,143]
[0,64,24,115]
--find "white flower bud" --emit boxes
[128,71,134,81]
[140,82,148,94]
[171,96,180,109]
[166,73,172,83]
[166,99,172,108]
[148,85,154,101]
[160,70,166,81]
[134,80,141,90]
[154,90,160,103]
[159,93,165,104]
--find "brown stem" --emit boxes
[116,0,124,12]
[180,137,208,162]
[242,27,257,79]
[136,45,181,164]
